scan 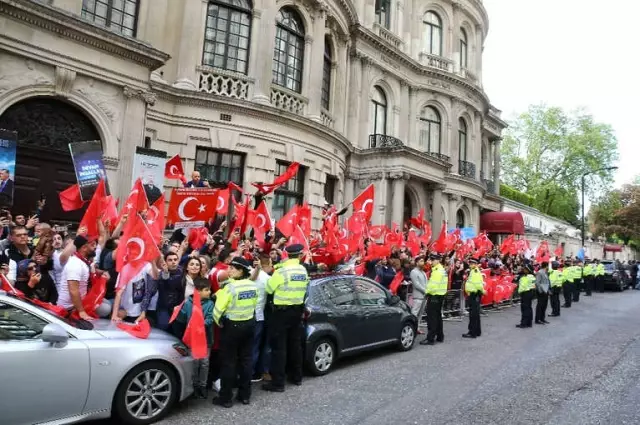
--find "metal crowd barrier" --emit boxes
[415,288,465,330]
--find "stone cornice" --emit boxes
[445,172,488,194]
[0,0,170,70]
[352,24,491,110]
[353,145,452,170]
[150,82,353,156]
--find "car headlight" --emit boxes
[172,342,190,357]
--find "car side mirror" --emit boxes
[42,323,69,347]
[388,295,401,305]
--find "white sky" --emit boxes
[482,0,639,189]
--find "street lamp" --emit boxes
[582,166,618,248]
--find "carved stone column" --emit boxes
[173,0,209,90]
[431,184,444,230]
[407,86,416,147]
[251,1,277,105]
[343,171,355,208]
[389,171,409,225]
[118,86,157,202]
[307,5,328,123]
[358,54,372,149]
[475,24,483,85]
[447,192,460,228]
[246,9,263,100]
[347,52,362,144]
[399,81,409,143]
[492,138,501,194]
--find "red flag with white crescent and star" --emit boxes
[146,194,165,244]
[215,188,229,215]
[276,204,300,238]
[165,154,187,184]
[166,188,217,224]
[352,184,375,222]
[117,178,150,233]
[115,213,161,290]
[182,289,208,359]
[251,162,300,195]
[251,200,272,243]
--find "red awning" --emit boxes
[480,212,525,235]
[603,244,623,252]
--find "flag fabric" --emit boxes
[431,222,448,254]
[72,273,107,319]
[166,188,218,224]
[189,227,209,250]
[169,301,185,324]
[287,225,309,252]
[352,184,375,221]
[251,162,300,195]
[1,273,22,296]
[115,213,161,289]
[165,155,187,184]
[252,200,272,242]
[59,184,85,211]
[276,205,300,238]
[216,188,229,215]
[147,194,165,244]
[297,203,312,237]
[118,179,150,226]
[78,179,107,239]
[554,244,564,258]
[117,319,151,339]
[389,271,405,295]
[182,290,208,359]
[101,195,119,231]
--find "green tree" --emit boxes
[589,190,623,236]
[501,104,618,223]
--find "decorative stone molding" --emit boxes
[54,66,76,97]
[0,58,53,95]
[388,171,410,180]
[123,86,157,105]
[102,155,119,168]
[355,172,383,188]
[305,34,313,44]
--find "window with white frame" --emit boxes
[419,106,441,153]
[272,8,305,93]
[202,0,252,74]
[458,117,467,161]
[81,0,139,37]
[375,0,391,29]
[423,11,442,56]
[369,86,387,136]
[321,37,332,111]
[460,28,468,68]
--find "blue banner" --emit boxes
[69,140,110,201]
[449,227,476,241]
[0,129,17,207]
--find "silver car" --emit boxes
[0,291,194,425]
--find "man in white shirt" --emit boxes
[57,236,97,320]
[51,233,74,291]
[251,255,273,382]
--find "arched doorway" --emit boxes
[456,209,465,228]
[403,190,413,225]
[0,98,102,224]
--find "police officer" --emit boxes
[562,259,574,308]
[583,259,595,296]
[549,261,563,317]
[516,264,536,328]
[262,244,309,392]
[462,258,485,339]
[212,257,258,408]
[420,253,447,345]
[573,259,583,302]
[595,259,605,293]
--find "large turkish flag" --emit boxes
[167,188,218,224]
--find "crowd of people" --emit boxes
[2,171,636,409]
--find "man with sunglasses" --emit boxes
[4,226,33,283]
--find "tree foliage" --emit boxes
[501,104,618,224]
[590,184,640,243]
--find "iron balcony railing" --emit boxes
[459,160,476,179]
[426,152,450,162]
[368,134,404,148]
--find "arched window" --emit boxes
[419,106,441,154]
[423,11,442,56]
[272,8,305,93]
[369,86,387,136]
[456,209,465,228]
[458,117,467,161]
[321,37,332,111]
[203,0,252,74]
[375,0,391,29]
[460,28,468,68]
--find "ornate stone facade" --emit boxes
[0,0,505,229]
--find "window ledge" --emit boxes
[373,23,404,50]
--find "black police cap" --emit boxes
[286,244,304,255]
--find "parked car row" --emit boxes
[0,276,418,425]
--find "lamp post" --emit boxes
[581,166,618,248]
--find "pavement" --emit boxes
[91,290,640,425]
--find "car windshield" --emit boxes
[602,263,615,272]
[7,295,94,331]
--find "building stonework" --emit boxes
[0,0,505,230]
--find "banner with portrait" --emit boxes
[131,146,166,205]
[0,129,17,207]
[69,140,110,201]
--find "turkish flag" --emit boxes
[147,194,165,244]
[117,319,152,339]
[59,184,85,211]
[101,195,119,232]
[189,227,209,250]
[72,273,107,319]
[346,211,367,236]
[169,301,184,324]
[118,179,150,226]
[287,225,309,252]
[251,162,300,195]
[79,179,107,239]
[167,188,217,224]
[352,184,375,221]
[389,271,405,295]
[216,188,229,215]
[554,244,564,258]
[165,155,187,184]
[0,274,22,296]
[500,234,515,255]
[252,200,272,242]
[431,221,448,254]
[115,213,161,289]
[409,208,425,229]
[182,289,208,359]
[297,202,312,237]
[276,205,300,238]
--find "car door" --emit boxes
[321,279,366,350]
[353,278,402,345]
[0,300,90,425]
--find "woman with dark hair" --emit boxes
[183,257,203,298]
[98,237,120,302]
[15,259,56,303]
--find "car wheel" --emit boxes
[397,322,416,351]
[308,338,336,376]
[113,361,178,425]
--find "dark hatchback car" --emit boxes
[303,275,418,376]
[600,260,627,291]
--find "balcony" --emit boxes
[426,152,451,162]
[197,66,251,100]
[270,85,307,115]
[485,179,496,194]
[373,23,404,50]
[459,67,478,83]
[368,134,404,148]
[321,108,334,128]
[459,160,476,179]
[419,53,453,72]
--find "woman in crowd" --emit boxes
[183,257,203,299]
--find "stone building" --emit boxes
[0,0,505,229]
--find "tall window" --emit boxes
[456,209,465,228]
[375,0,391,29]
[458,118,467,161]
[272,8,305,93]
[459,28,468,68]
[273,161,306,220]
[369,86,387,136]
[195,147,245,189]
[321,37,332,111]
[203,0,252,74]
[324,175,337,205]
[81,0,139,37]
[423,11,442,56]
[419,106,441,153]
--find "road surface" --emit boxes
[93,291,640,425]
